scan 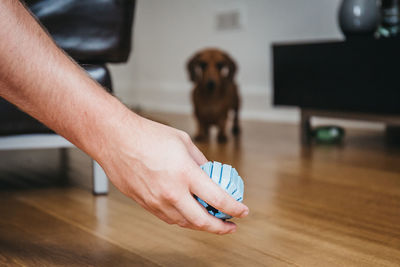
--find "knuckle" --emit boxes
[211,195,226,208]
[180,131,191,143]
[215,229,225,235]
[216,227,230,235]
[194,219,210,230]
[177,220,189,228]
[165,219,175,225]
[144,197,159,209]
[176,168,190,184]
[162,191,179,204]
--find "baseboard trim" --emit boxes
[119,86,385,130]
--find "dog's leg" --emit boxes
[194,121,209,142]
[232,99,241,136]
[217,118,228,143]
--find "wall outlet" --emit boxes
[216,7,245,31]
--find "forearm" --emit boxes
[0,0,137,160]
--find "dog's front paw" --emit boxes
[217,134,228,143]
[232,125,241,136]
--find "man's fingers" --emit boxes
[175,193,237,234]
[144,203,190,227]
[189,166,249,218]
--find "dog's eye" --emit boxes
[199,62,208,69]
[216,62,224,70]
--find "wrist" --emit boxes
[84,97,143,164]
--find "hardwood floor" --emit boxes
[1,112,399,266]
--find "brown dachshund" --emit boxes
[187,48,240,143]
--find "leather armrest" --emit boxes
[25,0,136,63]
[0,64,113,135]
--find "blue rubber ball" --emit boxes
[196,161,244,220]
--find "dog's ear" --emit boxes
[223,52,237,81]
[187,53,201,82]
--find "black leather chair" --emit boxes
[0,0,136,194]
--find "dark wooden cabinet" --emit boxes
[273,39,400,115]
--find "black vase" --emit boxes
[339,0,380,39]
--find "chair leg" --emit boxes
[92,160,109,195]
[59,148,69,185]
[300,109,312,145]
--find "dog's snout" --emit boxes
[206,80,216,91]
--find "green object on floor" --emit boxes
[312,126,345,143]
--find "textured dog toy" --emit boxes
[196,161,244,220]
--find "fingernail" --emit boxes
[241,209,249,217]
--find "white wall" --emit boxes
[109,0,343,122]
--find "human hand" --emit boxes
[97,114,249,234]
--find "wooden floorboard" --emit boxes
[0,194,159,267]
[0,112,399,266]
